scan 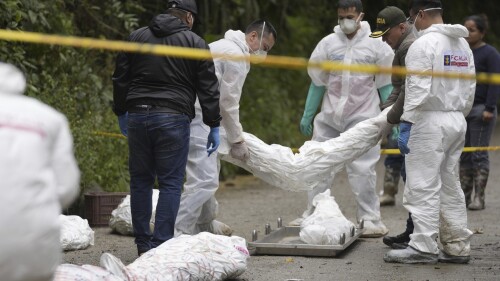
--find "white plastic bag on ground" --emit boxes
[219,108,391,192]
[54,232,249,281]
[299,190,356,245]
[60,215,94,251]
[54,264,123,281]
[109,189,159,235]
[104,232,249,280]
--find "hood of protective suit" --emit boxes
[0,62,26,95]
[333,21,371,39]
[420,24,469,39]
[149,14,190,37]
[223,30,250,54]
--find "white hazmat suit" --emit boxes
[0,62,80,281]
[175,30,250,235]
[402,24,475,256]
[301,22,394,236]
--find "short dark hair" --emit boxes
[465,14,489,33]
[245,19,278,41]
[409,0,442,15]
[337,0,363,13]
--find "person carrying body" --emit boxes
[292,0,394,238]
[175,19,277,236]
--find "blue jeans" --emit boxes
[128,112,190,252]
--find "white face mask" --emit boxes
[250,22,268,60]
[338,13,362,35]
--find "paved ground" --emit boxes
[64,124,500,281]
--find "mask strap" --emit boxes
[422,7,442,12]
[258,21,266,51]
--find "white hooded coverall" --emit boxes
[402,24,475,256]
[175,30,250,234]
[0,62,80,281]
[306,22,394,222]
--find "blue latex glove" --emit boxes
[398,122,412,154]
[390,125,400,141]
[206,127,220,157]
[300,83,326,136]
[378,84,393,104]
[118,112,128,137]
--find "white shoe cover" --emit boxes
[360,220,389,238]
[198,220,233,236]
[384,246,438,264]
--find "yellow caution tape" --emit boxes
[92,131,126,139]
[1,29,500,85]
[381,146,500,155]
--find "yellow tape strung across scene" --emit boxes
[92,131,126,139]
[381,146,500,155]
[6,29,500,155]
[2,29,500,85]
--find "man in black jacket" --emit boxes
[112,0,222,256]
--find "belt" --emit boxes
[128,105,181,114]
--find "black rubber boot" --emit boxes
[469,168,488,210]
[459,167,473,207]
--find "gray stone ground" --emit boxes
[64,124,500,281]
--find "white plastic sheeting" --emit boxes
[219,108,390,191]
[54,233,249,281]
[299,190,355,245]
[60,215,94,251]
[109,110,390,236]
[109,189,159,236]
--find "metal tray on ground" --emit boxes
[247,218,364,257]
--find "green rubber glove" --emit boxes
[300,83,326,136]
[378,84,393,104]
[390,125,400,141]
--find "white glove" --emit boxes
[230,141,249,161]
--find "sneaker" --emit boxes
[382,231,411,248]
[384,246,438,264]
[438,250,470,264]
[360,220,389,238]
[199,220,233,236]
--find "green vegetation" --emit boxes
[1,1,498,211]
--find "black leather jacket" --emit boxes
[112,14,221,127]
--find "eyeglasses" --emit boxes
[406,16,416,25]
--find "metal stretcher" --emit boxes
[247,218,364,257]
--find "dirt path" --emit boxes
[63,125,500,280]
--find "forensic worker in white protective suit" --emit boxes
[0,62,80,280]
[175,20,277,235]
[293,0,394,238]
[384,0,475,264]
